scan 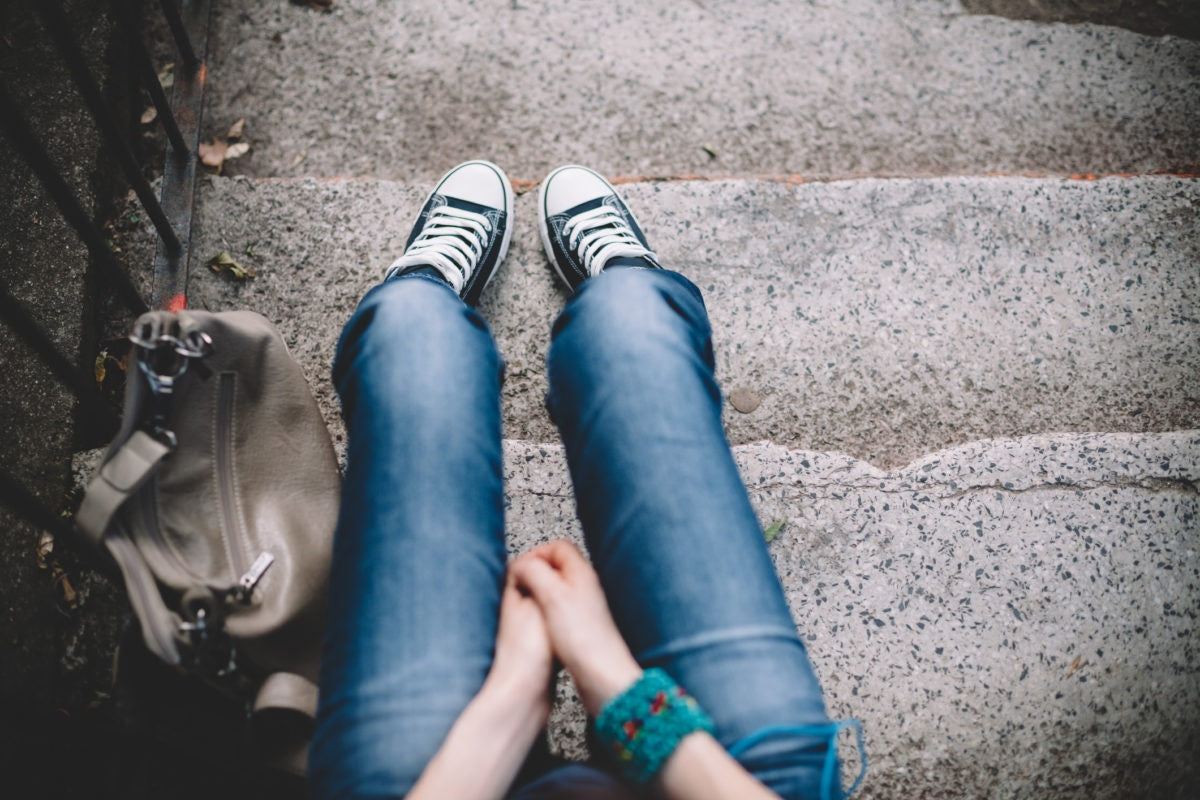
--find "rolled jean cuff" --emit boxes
[727,719,867,800]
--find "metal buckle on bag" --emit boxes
[178,606,238,678]
[130,327,214,446]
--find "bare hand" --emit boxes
[404,576,555,800]
[488,573,555,721]
[509,540,642,715]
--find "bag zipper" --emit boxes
[215,373,275,602]
[238,551,275,598]
[215,372,247,582]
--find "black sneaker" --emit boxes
[538,165,660,291]
[385,160,514,306]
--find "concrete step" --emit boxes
[177,173,1200,466]
[70,426,1200,798]
[508,430,1200,799]
[203,0,1200,181]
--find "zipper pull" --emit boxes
[237,551,275,601]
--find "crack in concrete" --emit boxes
[937,476,1200,500]
[748,475,1200,500]
[508,488,574,500]
[600,169,1200,188]
[231,171,1200,194]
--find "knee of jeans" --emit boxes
[364,277,477,341]
[336,277,498,382]
[559,269,710,352]
[308,717,427,800]
[571,268,696,328]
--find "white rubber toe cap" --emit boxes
[437,161,509,209]
[542,166,615,216]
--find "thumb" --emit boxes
[510,553,565,608]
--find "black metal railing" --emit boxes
[0,0,212,540]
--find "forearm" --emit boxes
[404,674,548,800]
[656,732,780,800]
[509,542,781,799]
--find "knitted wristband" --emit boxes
[593,668,715,784]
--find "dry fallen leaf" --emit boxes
[140,106,158,125]
[157,63,174,90]
[225,141,251,160]
[227,118,246,139]
[206,251,255,281]
[94,349,107,385]
[510,179,539,195]
[36,530,54,569]
[198,137,228,170]
[199,136,251,172]
[60,577,78,608]
[53,566,79,610]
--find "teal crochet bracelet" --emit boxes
[594,668,715,784]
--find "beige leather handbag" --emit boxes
[76,309,339,770]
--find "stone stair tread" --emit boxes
[68,427,1200,797]
[205,0,1200,180]
[181,173,1200,466]
[503,430,1200,796]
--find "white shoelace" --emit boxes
[564,205,658,277]
[386,205,493,292]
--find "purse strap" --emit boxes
[76,430,170,541]
[76,430,184,664]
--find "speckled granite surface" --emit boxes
[503,431,1200,798]
[18,0,1198,794]
[94,169,1199,795]
[103,8,1200,783]
[201,0,1200,181]
[70,427,1199,796]
[171,174,1200,466]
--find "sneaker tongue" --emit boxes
[606,256,656,269]
[559,196,610,218]
[440,195,496,216]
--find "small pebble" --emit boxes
[729,387,761,413]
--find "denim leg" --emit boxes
[546,269,839,800]
[309,274,506,799]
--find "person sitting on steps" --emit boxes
[308,160,865,800]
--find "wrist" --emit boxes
[482,666,552,725]
[406,671,549,800]
[594,668,716,786]
[574,652,643,716]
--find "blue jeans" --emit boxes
[309,268,849,799]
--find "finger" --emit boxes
[509,550,552,594]
[508,579,547,617]
[505,567,532,599]
[514,542,580,583]
[522,540,566,565]
[500,576,522,608]
[510,552,564,599]
[526,539,582,572]
[538,540,598,584]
